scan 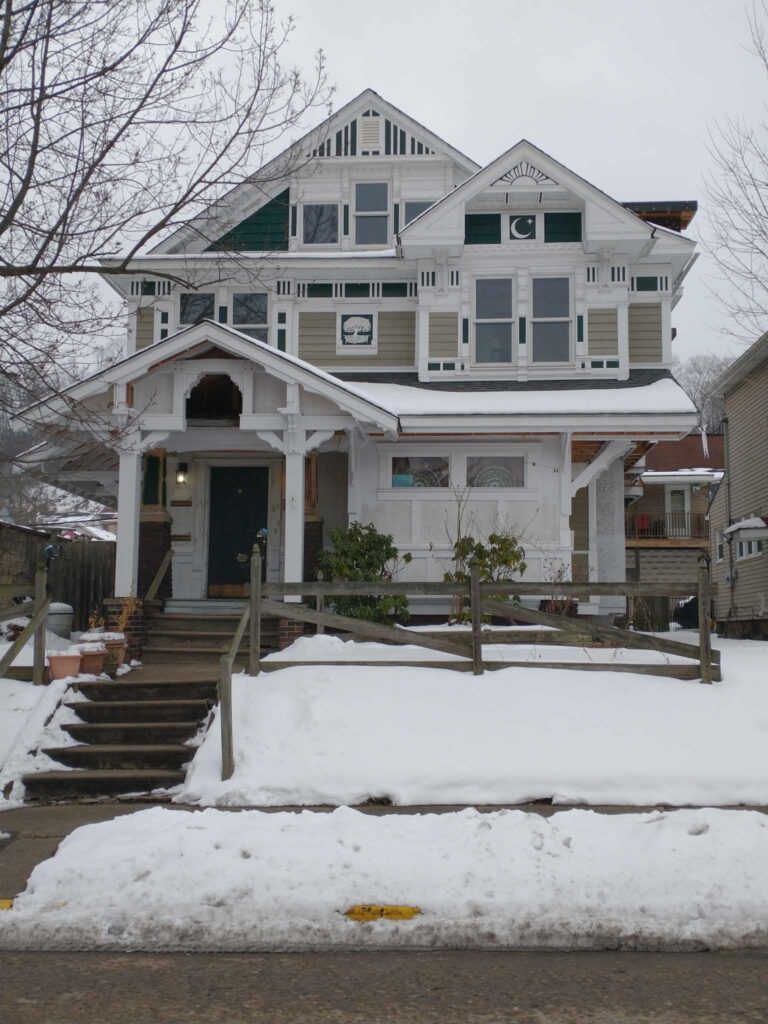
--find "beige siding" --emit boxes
[711,362,768,622]
[628,303,662,362]
[136,307,154,349]
[587,308,618,356]
[298,311,416,367]
[428,312,458,358]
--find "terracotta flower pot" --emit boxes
[79,650,107,675]
[48,653,82,681]
[104,639,127,672]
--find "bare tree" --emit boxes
[673,353,734,433]
[0,0,331,417]
[705,1,768,341]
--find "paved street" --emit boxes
[1,950,767,1023]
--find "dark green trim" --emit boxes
[577,315,584,342]
[277,311,286,324]
[465,213,501,245]
[427,361,440,371]
[307,283,333,298]
[277,329,286,352]
[381,282,408,298]
[142,455,162,506]
[635,276,658,292]
[462,318,469,344]
[393,203,400,235]
[544,211,582,243]
[218,305,228,324]
[519,317,527,345]
[290,205,297,237]
[344,282,370,298]
[343,205,350,236]
[205,189,290,252]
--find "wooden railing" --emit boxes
[0,565,49,684]
[626,512,708,539]
[144,548,172,601]
[217,555,716,780]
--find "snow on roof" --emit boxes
[641,469,724,483]
[351,376,696,418]
[723,517,768,534]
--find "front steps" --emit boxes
[142,611,280,665]
[22,671,217,802]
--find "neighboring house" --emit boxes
[624,434,723,626]
[709,334,768,637]
[15,90,698,619]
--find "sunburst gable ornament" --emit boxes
[494,160,557,187]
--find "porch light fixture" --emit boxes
[176,462,188,486]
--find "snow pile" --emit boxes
[179,633,768,808]
[1,805,766,951]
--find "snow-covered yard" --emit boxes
[1,804,766,951]
[178,632,768,808]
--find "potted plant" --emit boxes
[47,648,82,681]
[78,641,107,675]
[80,606,128,673]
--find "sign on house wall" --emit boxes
[338,312,377,354]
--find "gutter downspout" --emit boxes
[723,415,736,618]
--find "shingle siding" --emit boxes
[298,311,416,367]
[135,307,154,349]
[628,303,663,362]
[587,308,618,356]
[428,312,458,358]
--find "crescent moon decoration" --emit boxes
[510,216,536,240]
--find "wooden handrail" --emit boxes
[0,593,49,680]
[260,580,702,598]
[145,548,172,601]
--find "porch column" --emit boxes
[283,448,305,587]
[115,446,142,596]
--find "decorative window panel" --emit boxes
[466,456,524,488]
[337,312,377,354]
[543,212,582,243]
[465,213,501,245]
[509,215,536,240]
[179,292,215,324]
[391,456,449,488]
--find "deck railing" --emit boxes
[625,512,708,539]
[216,553,716,780]
[0,564,49,684]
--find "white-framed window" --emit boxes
[473,277,515,364]
[403,200,434,226]
[380,446,528,492]
[716,530,724,562]
[179,292,215,324]
[302,203,339,245]
[336,310,378,355]
[531,276,572,363]
[354,182,389,246]
[737,537,763,560]
[232,292,268,341]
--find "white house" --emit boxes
[18,90,698,619]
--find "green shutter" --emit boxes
[544,212,582,243]
[205,189,290,252]
[464,214,501,245]
[635,276,658,292]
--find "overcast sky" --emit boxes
[275,0,765,361]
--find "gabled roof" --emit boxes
[398,139,696,259]
[14,321,400,435]
[714,330,768,396]
[148,89,478,257]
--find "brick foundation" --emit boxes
[103,598,162,660]
[277,618,306,651]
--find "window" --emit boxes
[737,538,763,559]
[474,278,514,363]
[232,292,268,341]
[531,277,571,362]
[355,183,389,245]
[467,456,524,488]
[716,531,724,562]
[179,292,215,324]
[392,456,449,488]
[303,204,338,244]
[465,213,501,245]
[404,200,434,225]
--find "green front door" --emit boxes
[207,466,269,598]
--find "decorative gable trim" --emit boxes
[494,160,557,187]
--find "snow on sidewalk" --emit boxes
[178,633,768,808]
[1,805,766,951]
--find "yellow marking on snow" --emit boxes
[344,904,421,922]
[0,898,14,911]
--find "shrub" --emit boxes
[443,531,527,623]
[317,522,412,623]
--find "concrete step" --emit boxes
[152,614,280,634]
[76,679,217,703]
[139,648,256,665]
[22,769,185,801]
[63,721,200,745]
[42,744,193,771]
[66,699,211,723]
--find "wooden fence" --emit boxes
[0,564,49,684]
[48,541,115,631]
[217,548,717,780]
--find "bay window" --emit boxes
[474,278,514,363]
[531,277,572,362]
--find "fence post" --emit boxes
[219,654,235,780]
[470,561,483,676]
[33,563,47,685]
[698,559,713,685]
[316,570,325,634]
[249,545,261,677]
